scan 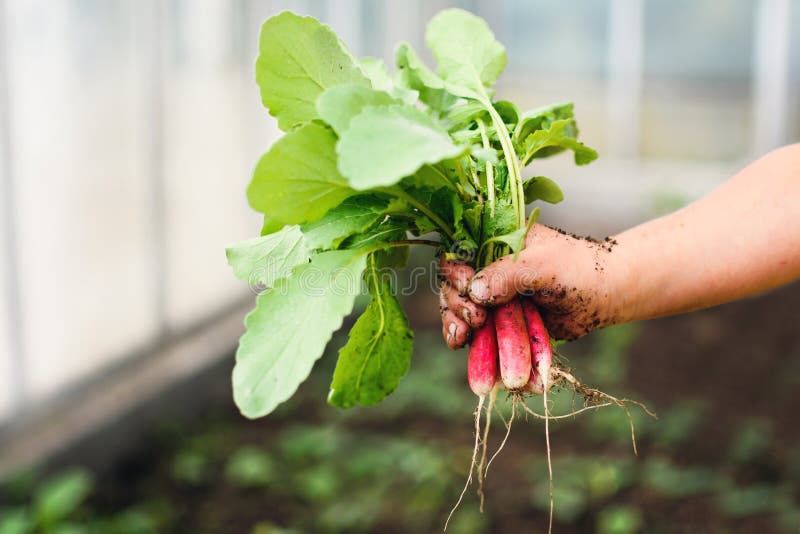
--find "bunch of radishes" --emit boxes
[470,297,552,398]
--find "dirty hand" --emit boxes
[439,224,622,348]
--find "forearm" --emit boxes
[611,144,800,323]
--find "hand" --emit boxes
[438,255,487,349]
[439,224,623,346]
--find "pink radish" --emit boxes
[521,298,553,392]
[494,300,532,389]
[524,368,544,395]
[467,314,499,396]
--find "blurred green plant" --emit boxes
[586,323,640,386]
[641,457,717,498]
[225,446,276,488]
[0,469,93,534]
[727,418,773,465]
[171,449,209,486]
[529,456,636,523]
[596,504,643,534]
[653,400,708,448]
[714,483,792,518]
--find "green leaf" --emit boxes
[522,119,598,166]
[248,123,354,224]
[360,57,417,105]
[301,195,389,250]
[482,199,517,238]
[513,102,574,145]
[412,215,438,236]
[401,164,456,192]
[34,470,93,527]
[523,176,564,204]
[348,220,412,270]
[463,203,483,240]
[374,243,410,270]
[316,84,396,135]
[260,216,284,236]
[471,146,499,165]
[329,254,413,407]
[340,218,407,250]
[359,57,392,90]
[226,225,310,288]
[0,509,31,534]
[394,43,452,110]
[336,105,466,189]
[481,207,538,256]
[494,100,520,125]
[425,9,506,100]
[442,100,488,130]
[255,11,369,131]
[233,249,368,418]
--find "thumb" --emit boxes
[468,253,542,306]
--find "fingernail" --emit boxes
[461,308,471,324]
[448,323,457,338]
[469,276,490,302]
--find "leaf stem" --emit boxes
[466,158,484,203]
[387,239,442,248]
[426,164,461,195]
[476,119,495,217]
[385,187,457,242]
[486,105,525,229]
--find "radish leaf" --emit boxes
[522,119,598,166]
[248,123,354,225]
[359,57,418,105]
[395,43,452,110]
[514,102,575,145]
[301,195,389,250]
[255,12,369,131]
[226,225,310,288]
[260,216,284,236]
[425,8,506,101]
[316,85,396,135]
[336,105,467,189]
[523,176,565,204]
[329,254,413,408]
[233,249,368,418]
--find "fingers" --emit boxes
[441,282,486,328]
[468,254,542,306]
[439,255,483,349]
[467,224,567,306]
[441,308,470,349]
[439,256,474,294]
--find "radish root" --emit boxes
[445,395,485,532]
[550,366,657,455]
[543,381,554,534]
[484,394,516,477]
[448,365,656,531]
[477,386,498,512]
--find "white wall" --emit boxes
[7,1,160,401]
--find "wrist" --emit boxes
[602,232,643,326]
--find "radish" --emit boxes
[524,368,544,395]
[521,298,553,392]
[494,300,532,389]
[467,314,499,396]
